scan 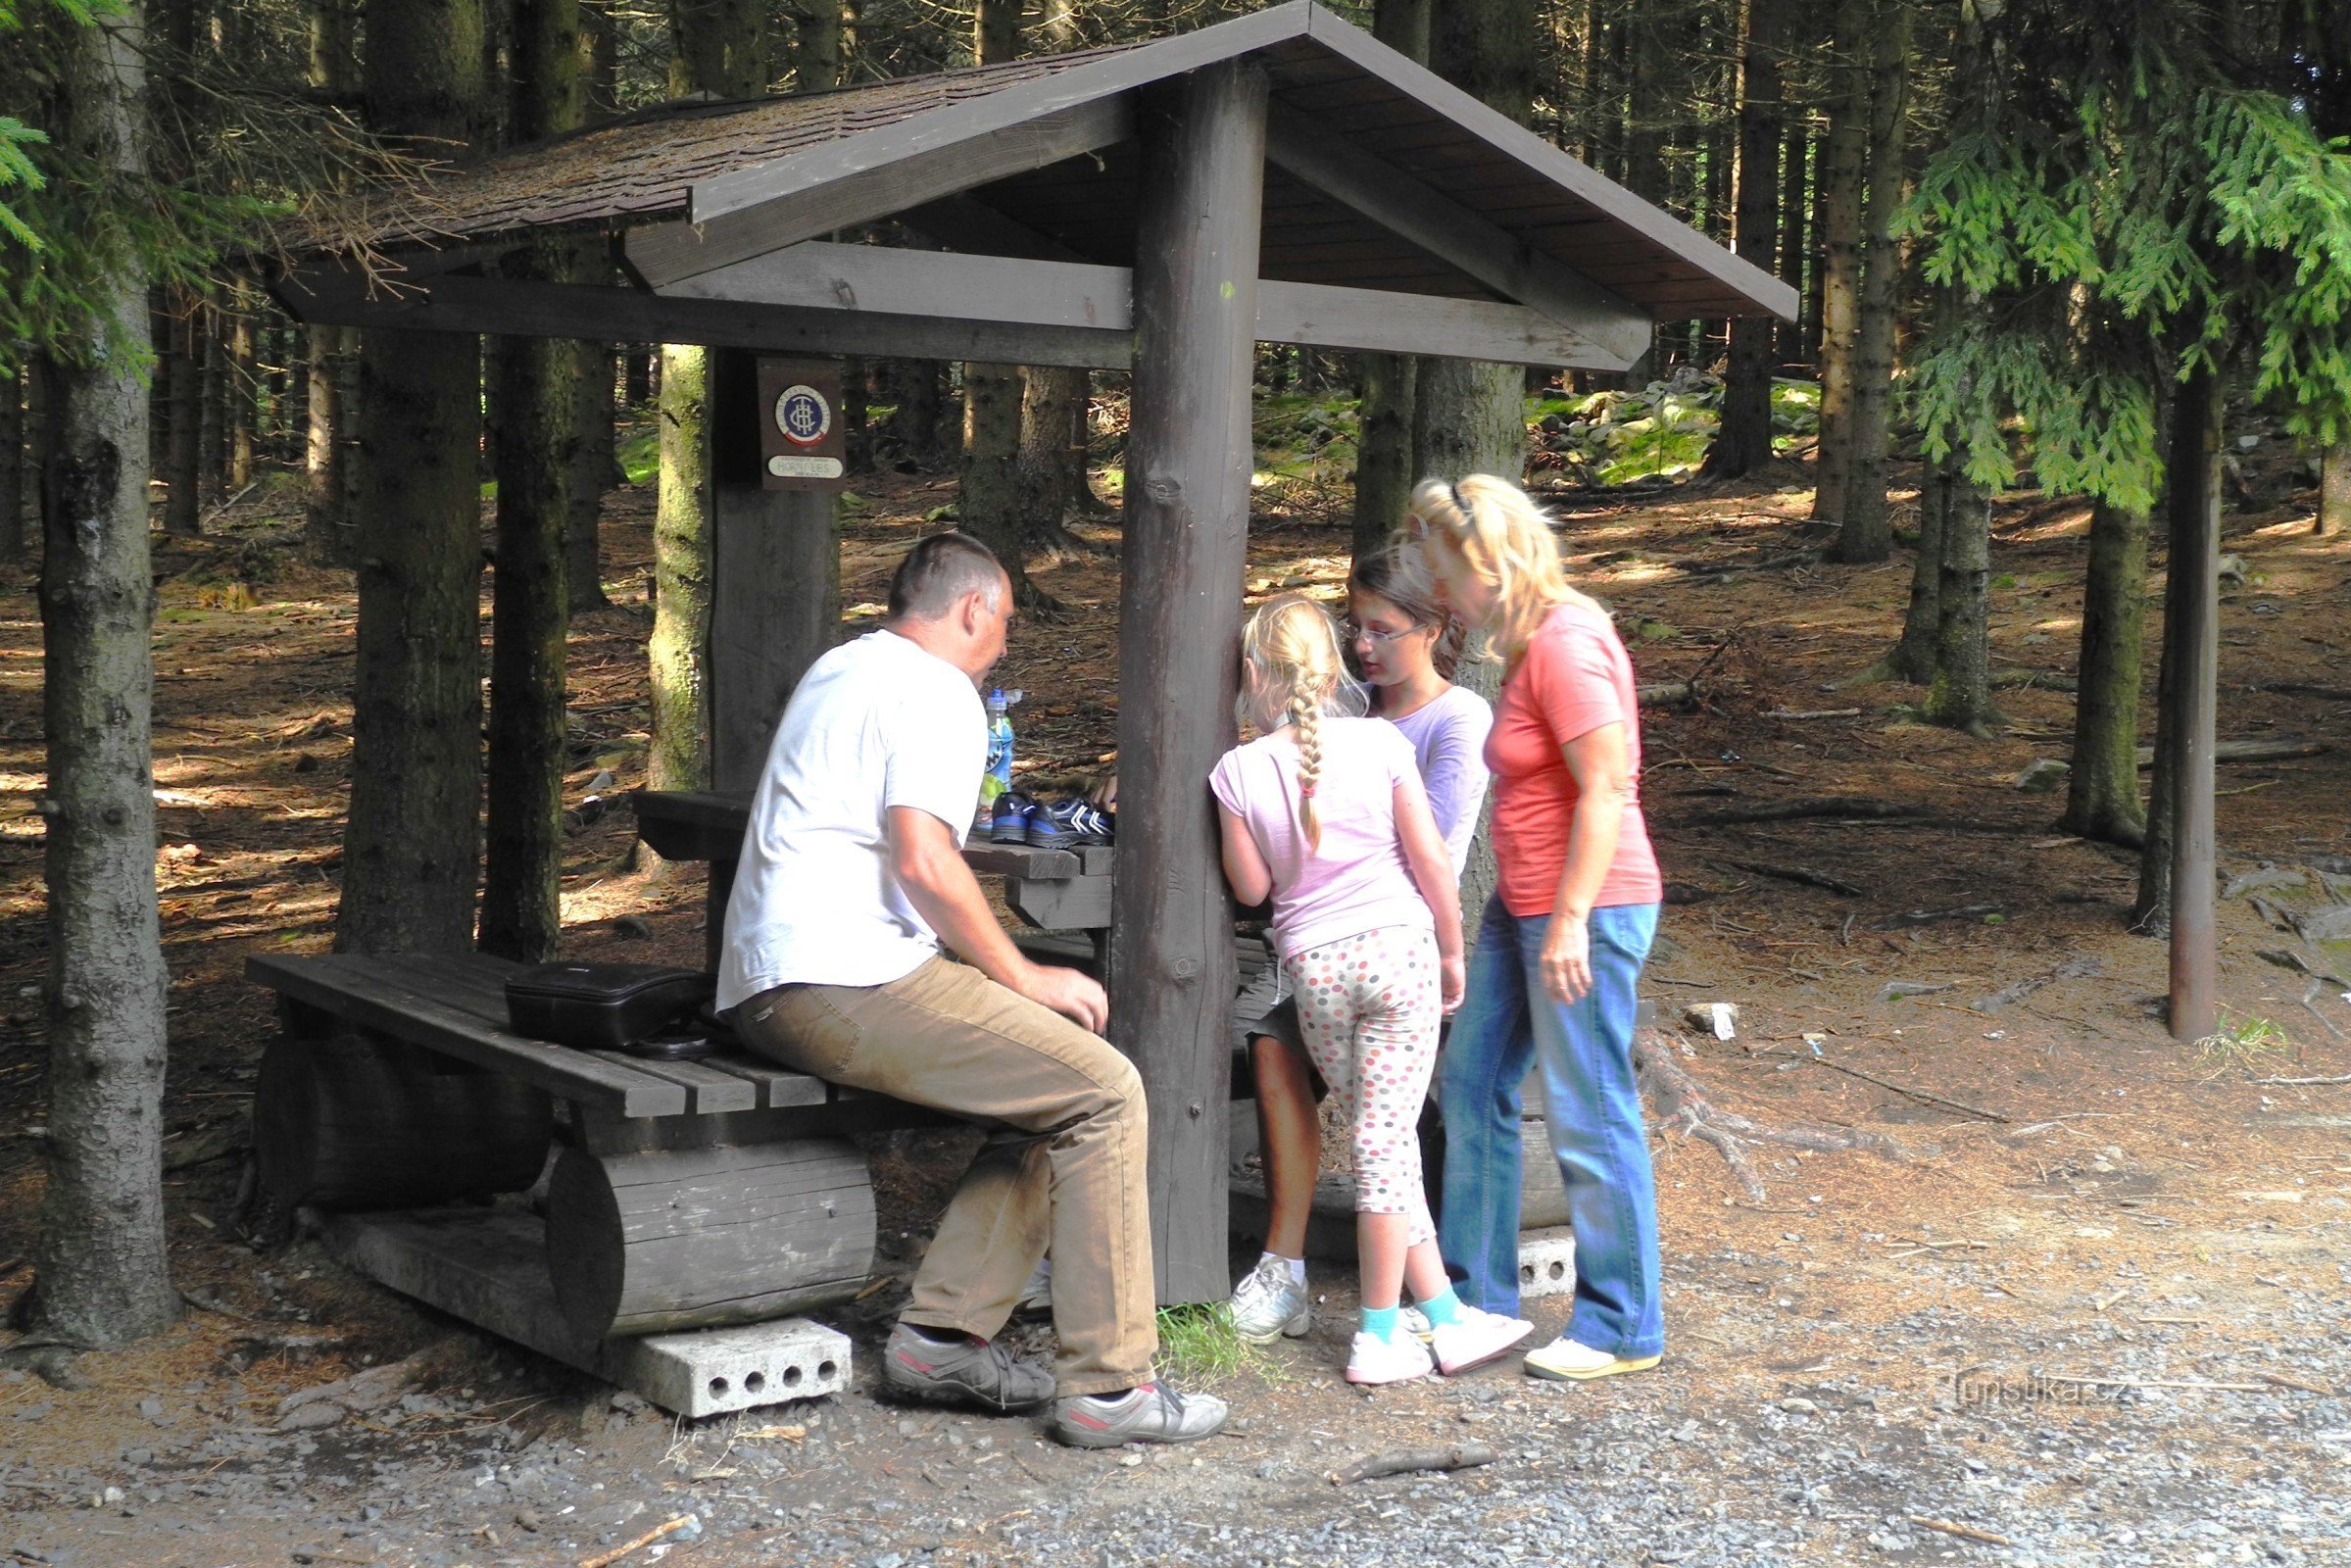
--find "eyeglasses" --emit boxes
[1343,619,1430,649]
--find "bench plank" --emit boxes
[588,1051,760,1115]
[701,1054,831,1109]
[246,955,689,1118]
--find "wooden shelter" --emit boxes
[269,1,1794,1304]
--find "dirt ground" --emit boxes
[0,445,2347,1567]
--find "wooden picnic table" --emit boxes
[632,789,1115,963]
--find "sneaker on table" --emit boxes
[1346,1329,1435,1386]
[1228,1254,1309,1344]
[884,1323,1054,1412]
[1522,1337,1662,1382]
[1051,1382,1229,1447]
[990,791,1038,845]
[1430,1304,1534,1376]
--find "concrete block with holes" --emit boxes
[615,1318,850,1419]
[1519,1228,1578,1299]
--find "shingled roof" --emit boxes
[289,3,1793,325]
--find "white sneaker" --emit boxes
[1430,1304,1535,1376]
[1228,1254,1309,1343]
[1346,1330,1435,1386]
[1398,1304,1435,1343]
[1522,1337,1663,1382]
[1013,1256,1053,1315]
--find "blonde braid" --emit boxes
[1288,682,1324,852]
[1239,593,1346,854]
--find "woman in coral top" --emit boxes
[1406,473,1666,1384]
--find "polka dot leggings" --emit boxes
[1285,924,1442,1246]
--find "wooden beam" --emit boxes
[661,240,1632,368]
[1110,61,1267,1308]
[1264,102,1651,365]
[267,261,1134,369]
[626,95,1137,288]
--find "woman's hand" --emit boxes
[1440,953,1466,1014]
[1540,909,1592,1004]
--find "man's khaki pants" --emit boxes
[733,956,1157,1396]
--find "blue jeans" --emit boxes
[1438,897,1662,1355]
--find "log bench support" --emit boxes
[248,951,910,1416]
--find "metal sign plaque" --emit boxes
[755,359,847,492]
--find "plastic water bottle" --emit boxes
[976,687,1021,828]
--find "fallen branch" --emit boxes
[2254,681,2351,702]
[1636,1031,1906,1200]
[1637,679,1693,708]
[1885,904,2002,927]
[2251,1073,2351,1086]
[1908,1517,2013,1547]
[2134,738,2327,768]
[2033,1373,2271,1393]
[1329,1443,1498,1486]
[2257,1371,2335,1396]
[1763,707,1861,720]
[1802,1057,2010,1122]
[1668,797,1936,829]
[1723,858,1865,897]
[2256,948,2351,990]
[1991,667,2078,692]
[579,1515,694,1568]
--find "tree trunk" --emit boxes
[959,362,1034,596]
[0,366,21,561]
[666,0,764,97]
[2160,366,2221,1041]
[1921,466,1992,733]
[1810,0,1868,523]
[337,0,486,956]
[226,280,257,490]
[957,1,1030,601]
[891,357,945,469]
[480,0,584,964]
[31,0,179,1348]
[1350,0,1433,555]
[2322,441,2351,537]
[1704,0,1785,480]
[1886,461,1945,683]
[568,341,612,611]
[2060,500,2148,845]
[647,0,767,801]
[197,289,224,492]
[1775,118,1808,363]
[303,325,354,563]
[1013,364,1089,557]
[791,1,843,90]
[648,343,710,794]
[1833,0,1910,563]
[1421,0,1536,946]
[1352,352,1418,559]
[161,292,202,537]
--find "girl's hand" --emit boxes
[1540,910,1592,1004]
[1088,773,1118,810]
[1440,953,1466,1014]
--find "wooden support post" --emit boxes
[1108,60,1268,1306]
[705,347,839,961]
[2166,366,2220,1042]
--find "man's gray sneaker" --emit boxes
[1051,1382,1229,1448]
[1228,1254,1309,1343]
[885,1323,1053,1412]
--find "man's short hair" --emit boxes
[889,531,1006,621]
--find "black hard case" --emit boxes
[503,962,714,1052]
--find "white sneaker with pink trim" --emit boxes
[1346,1330,1436,1386]
[1431,1304,1535,1376]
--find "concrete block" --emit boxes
[1519,1228,1577,1298]
[615,1319,850,1420]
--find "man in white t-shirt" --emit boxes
[723,532,1228,1449]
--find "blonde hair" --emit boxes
[1239,594,1347,851]
[1403,473,1600,666]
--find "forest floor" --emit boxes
[0,449,2348,1568]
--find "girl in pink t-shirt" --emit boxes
[1209,596,1532,1386]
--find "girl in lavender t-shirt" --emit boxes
[1210,596,1527,1387]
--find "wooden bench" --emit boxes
[247,949,953,1416]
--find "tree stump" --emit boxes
[544,1140,874,1340]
